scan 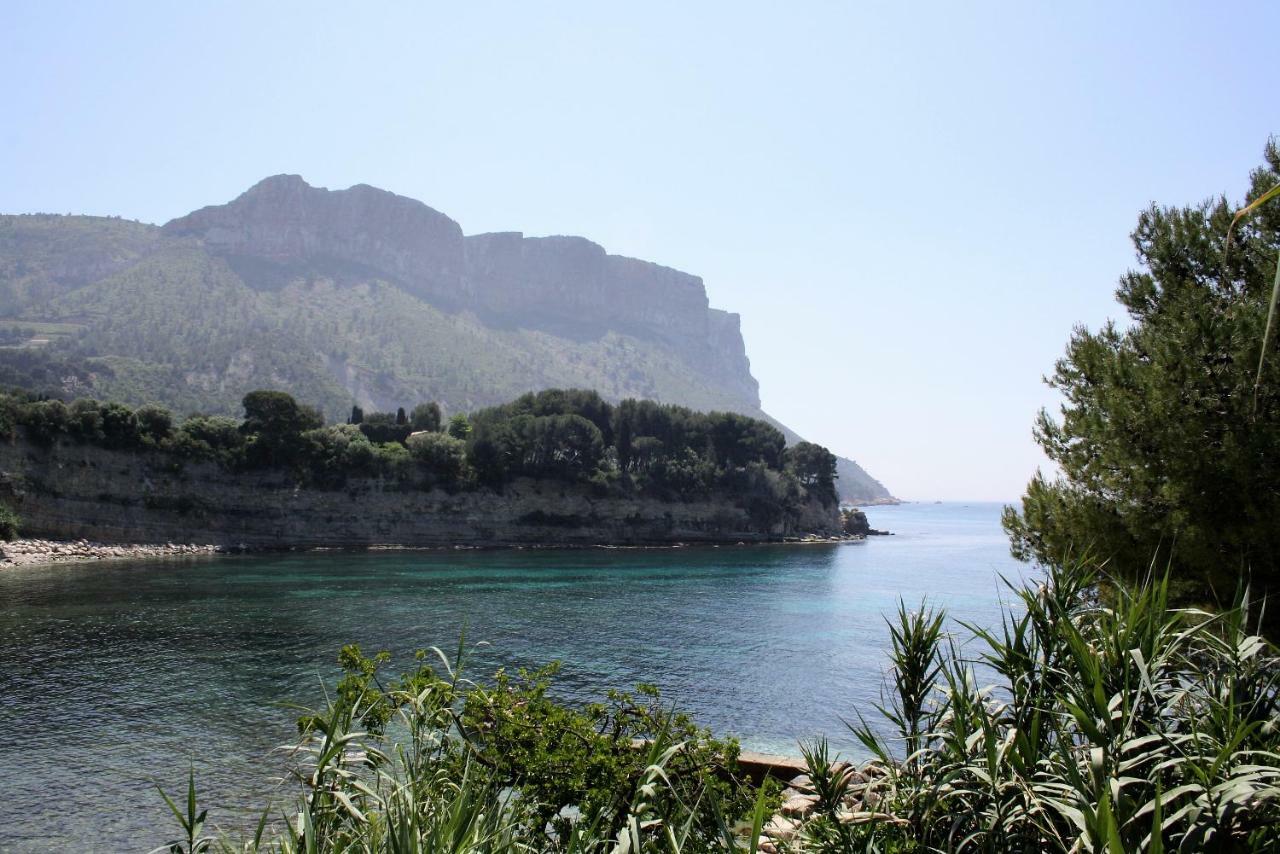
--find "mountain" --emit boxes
[0,177,892,502]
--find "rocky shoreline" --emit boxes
[0,538,226,568]
[0,532,868,569]
[727,751,899,851]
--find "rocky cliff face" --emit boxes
[164,175,469,306]
[167,176,762,408]
[0,440,839,547]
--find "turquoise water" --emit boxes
[0,502,1025,850]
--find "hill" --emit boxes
[0,178,892,502]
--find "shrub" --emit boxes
[67,398,105,443]
[358,411,411,444]
[409,401,441,432]
[447,412,471,440]
[134,403,174,446]
[20,399,70,446]
[98,401,142,449]
[0,504,19,540]
[372,441,411,479]
[406,430,466,486]
[300,424,372,484]
[160,645,772,852]
[174,414,244,462]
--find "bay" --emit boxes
[0,501,1025,851]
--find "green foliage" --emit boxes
[1004,141,1280,617]
[357,410,412,444]
[406,430,468,487]
[154,766,211,854]
[0,503,19,540]
[299,423,378,484]
[459,663,762,847]
[134,403,173,447]
[170,414,243,462]
[447,412,472,441]
[785,441,839,507]
[0,386,836,532]
[162,643,772,852]
[410,401,442,432]
[19,398,70,445]
[239,389,323,468]
[835,561,1280,853]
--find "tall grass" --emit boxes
[824,560,1280,853]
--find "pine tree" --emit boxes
[1004,141,1280,619]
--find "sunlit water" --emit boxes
[0,501,1026,851]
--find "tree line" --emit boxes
[0,387,838,517]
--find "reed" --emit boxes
[805,559,1280,853]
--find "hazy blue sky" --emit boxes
[3,2,1276,500]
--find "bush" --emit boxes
[173,414,244,463]
[300,424,373,484]
[160,645,772,852]
[409,401,441,432]
[99,401,142,449]
[447,412,471,441]
[20,399,70,446]
[67,398,105,443]
[0,504,19,540]
[358,411,411,444]
[406,430,467,486]
[372,441,411,479]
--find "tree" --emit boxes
[240,390,323,467]
[706,411,786,469]
[410,402,441,432]
[1003,141,1280,614]
[134,404,174,446]
[785,440,838,506]
[406,430,467,486]
[357,411,410,444]
[173,414,244,462]
[447,413,471,441]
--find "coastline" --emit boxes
[0,532,869,569]
[0,538,226,568]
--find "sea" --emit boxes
[0,501,1028,850]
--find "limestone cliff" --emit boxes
[164,175,469,306]
[0,440,839,548]
[167,177,763,409]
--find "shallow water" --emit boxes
[0,501,1025,851]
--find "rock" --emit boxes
[781,793,819,818]
[763,816,798,841]
[789,773,814,793]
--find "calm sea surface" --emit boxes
[0,501,1026,851]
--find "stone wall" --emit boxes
[0,440,838,548]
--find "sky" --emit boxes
[2,2,1277,501]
